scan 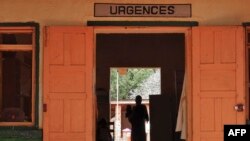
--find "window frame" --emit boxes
[0,26,37,127]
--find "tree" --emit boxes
[129,69,161,99]
[110,68,155,100]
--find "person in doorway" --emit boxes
[126,95,149,141]
[125,105,132,121]
[97,118,112,141]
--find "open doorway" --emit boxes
[109,67,161,141]
[96,32,185,141]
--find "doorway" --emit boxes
[109,67,161,141]
[95,28,188,141]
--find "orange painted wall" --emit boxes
[1,0,250,25]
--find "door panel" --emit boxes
[192,26,245,141]
[43,26,94,141]
[150,95,173,141]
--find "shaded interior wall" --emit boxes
[96,33,185,140]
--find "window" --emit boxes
[0,27,35,126]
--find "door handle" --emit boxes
[234,104,245,112]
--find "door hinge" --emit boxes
[43,103,47,112]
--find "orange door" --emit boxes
[192,26,245,141]
[43,27,95,141]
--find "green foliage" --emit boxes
[110,68,154,100]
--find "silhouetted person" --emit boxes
[97,118,112,141]
[127,95,149,141]
[126,105,132,120]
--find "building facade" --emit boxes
[0,0,250,141]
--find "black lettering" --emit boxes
[168,6,175,14]
[151,6,158,15]
[134,6,142,15]
[127,6,134,15]
[110,6,117,15]
[118,6,126,15]
[159,6,167,14]
[142,6,150,14]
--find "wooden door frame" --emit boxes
[94,26,193,141]
[245,27,250,122]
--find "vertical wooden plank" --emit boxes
[214,31,222,64]
[70,99,85,132]
[235,27,246,123]
[221,98,236,125]
[64,99,71,133]
[64,34,72,66]
[192,27,201,141]
[186,28,193,141]
[215,98,222,131]
[32,27,36,126]
[50,99,64,132]
[200,29,214,64]
[49,32,64,65]
[70,34,86,65]
[220,30,236,63]
[43,26,50,141]
[84,27,94,141]
[215,98,224,131]
[200,98,215,131]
